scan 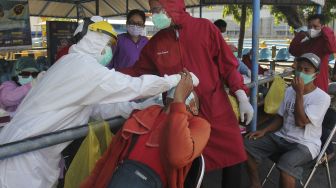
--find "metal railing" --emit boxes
[0,117,125,160]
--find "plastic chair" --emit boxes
[242,48,251,56]
[184,155,206,188]
[275,48,290,61]
[259,48,272,61]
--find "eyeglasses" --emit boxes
[127,21,145,27]
[149,6,163,14]
[18,71,38,78]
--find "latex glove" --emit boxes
[294,26,308,33]
[235,89,254,125]
[165,72,199,89]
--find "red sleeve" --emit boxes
[321,27,336,54]
[55,45,70,61]
[289,32,307,56]
[118,42,158,76]
[210,25,248,93]
[161,102,210,169]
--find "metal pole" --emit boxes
[250,0,260,132]
[126,0,129,14]
[0,117,125,160]
[96,0,99,15]
[199,0,202,18]
[317,5,322,14]
[76,2,80,21]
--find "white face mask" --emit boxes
[308,28,321,38]
[127,25,144,37]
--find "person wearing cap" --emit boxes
[0,57,42,116]
[108,9,149,69]
[289,14,336,92]
[55,16,104,61]
[119,1,253,186]
[244,53,330,188]
[81,70,210,188]
[0,20,199,188]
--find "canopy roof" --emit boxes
[28,0,325,18]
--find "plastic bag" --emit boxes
[64,121,113,188]
[228,94,240,121]
[264,76,286,114]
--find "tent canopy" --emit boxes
[28,0,325,18]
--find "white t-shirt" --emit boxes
[275,86,330,158]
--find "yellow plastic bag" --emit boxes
[64,121,113,188]
[264,76,286,114]
[228,94,240,121]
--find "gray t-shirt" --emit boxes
[275,87,330,158]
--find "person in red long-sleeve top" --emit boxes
[81,70,210,188]
[289,14,336,92]
[119,1,254,186]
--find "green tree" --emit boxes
[271,0,336,29]
[222,4,252,58]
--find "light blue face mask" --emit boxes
[152,12,172,30]
[18,75,33,85]
[99,46,113,66]
[295,71,316,84]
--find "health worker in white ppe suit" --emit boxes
[0,21,199,188]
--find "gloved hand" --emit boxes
[165,72,199,89]
[235,89,254,125]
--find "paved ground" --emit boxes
[202,154,336,188]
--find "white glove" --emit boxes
[235,89,254,125]
[165,72,200,89]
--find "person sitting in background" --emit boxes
[82,70,211,188]
[108,9,148,69]
[0,57,43,117]
[242,49,268,75]
[244,53,330,188]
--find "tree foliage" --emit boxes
[222,4,253,26]
[271,0,336,29]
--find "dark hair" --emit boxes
[214,19,227,29]
[307,14,325,25]
[127,9,146,24]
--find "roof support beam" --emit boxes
[81,4,95,16]
[102,0,121,15]
[134,0,147,11]
[38,1,50,16]
[65,5,76,18]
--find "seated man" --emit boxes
[244,53,330,188]
[81,70,211,188]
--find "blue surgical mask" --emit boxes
[18,75,33,85]
[296,71,316,84]
[152,12,171,30]
[99,46,113,66]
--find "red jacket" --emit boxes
[81,103,210,188]
[242,54,267,74]
[120,0,247,170]
[289,27,336,92]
